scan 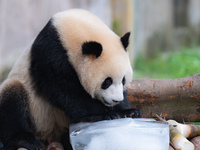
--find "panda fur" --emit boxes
[0,9,141,150]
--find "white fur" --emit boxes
[53,9,133,106]
[96,82,124,107]
[0,9,133,148]
[4,43,69,142]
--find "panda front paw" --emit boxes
[120,108,142,118]
[104,108,141,120]
[4,132,42,150]
[74,109,141,123]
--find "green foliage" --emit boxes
[193,122,200,125]
[134,47,200,78]
[0,67,11,84]
[112,19,122,36]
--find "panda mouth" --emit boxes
[103,99,117,107]
[99,97,117,107]
[103,100,110,105]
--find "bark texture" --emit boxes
[128,73,200,122]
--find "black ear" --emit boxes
[120,32,131,50]
[82,41,102,58]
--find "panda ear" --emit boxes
[120,32,131,50]
[82,41,102,58]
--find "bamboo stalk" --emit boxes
[156,115,194,150]
[167,120,200,139]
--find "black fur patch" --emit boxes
[120,32,131,50]
[0,16,140,150]
[82,41,102,58]
[30,20,139,124]
[0,80,41,149]
[30,20,110,121]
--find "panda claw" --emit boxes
[129,112,135,117]
[75,108,141,123]
[121,109,141,118]
[17,148,28,150]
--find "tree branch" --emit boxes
[127,73,200,122]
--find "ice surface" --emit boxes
[70,118,169,150]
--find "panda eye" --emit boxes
[101,77,113,90]
[122,76,126,85]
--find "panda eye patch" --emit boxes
[101,77,113,90]
[122,76,126,85]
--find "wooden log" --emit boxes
[128,74,200,122]
[169,145,175,150]
[46,142,64,150]
[191,136,200,150]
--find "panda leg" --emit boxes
[60,129,73,150]
[0,81,42,150]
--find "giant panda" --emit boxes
[0,9,141,150]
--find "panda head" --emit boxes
[53,9,133,107]
[80,35,132,107]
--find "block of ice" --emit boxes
[70,118,169,150]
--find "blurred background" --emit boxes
[0,0,200,83]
